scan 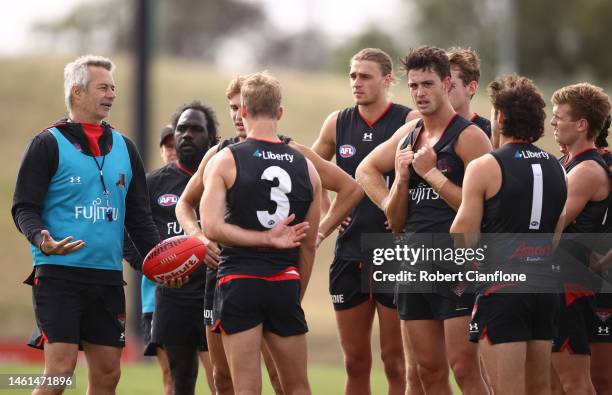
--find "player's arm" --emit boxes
[311,111,338,160]
[450,155,492,247]
[563,161,607,228]
[202,150,309,248]
[385,136,414,232]
[405,109,421,123]
[428,125,492,211]
[297,159,322,299]
[356,121,417,210]
[176,143,219,238]
[290,141,363,245]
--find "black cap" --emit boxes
[159,125,174,146]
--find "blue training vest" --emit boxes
[30,127,133,271]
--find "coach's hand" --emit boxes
[39,230,85,256]
[266,214,310,249]
[395,144,414,181]
[412,145,438,177]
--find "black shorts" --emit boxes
[141,313,159,356]
[330,258,395,311]
[470,293,558,345]
[213,278,307,337]
[592,293,612,343]
[204,269,217,327]
[152,294,207,351]
[31,276,126,348]
[397,290,474,321]
[553,295,595,354]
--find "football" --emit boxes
[142,235,207,282]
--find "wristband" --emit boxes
[423,167,448,192]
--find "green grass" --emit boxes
[0,362,391,394]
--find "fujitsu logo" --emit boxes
[409,182,440,203]
[74,198,118,223]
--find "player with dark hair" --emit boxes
[447,47,491,138]
[202,71,321,394]
[312,47,420,395]
[452,74,567,394]
[357,45,491,394]
[550,83,611,395]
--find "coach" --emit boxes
[12,54,160,394]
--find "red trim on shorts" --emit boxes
[484,283,515,296]
[479,325,492,345]
[558,338,573,354]
[217,266,300,286]
[247,137,284,144]
[212,320,227,335]
[33,277,39,286]
[37,329,48,348]
[358,102,393,128]
[564,283,594,306]
[596,307,612,313]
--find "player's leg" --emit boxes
[552,352,595,395]
[262,339,285,395]
[524,340,552,395]
[404,319,452,394]
[81,342,123,395]
[336,301,376,394]
[165,344,199,395]
[222,325,264,395]
[263,331,310,395]
[156,348,173,395]
[206,328,234,395]
[331,259,376,394]
[375,301,406,395]
[32,343,79,395]
[198,350,216,394]
[591,343,612,394]
[444,315,488,394]
[400,323,424,395]
[479,341,526,395]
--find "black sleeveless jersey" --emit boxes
[147,162,206,301]
[217,134,292,152]
[335,102,411,259]
[483,143,567,233]
[562,149,611,234]
[470,113,491,138]
[401,114,470,233]
[218,138,313,276]
[601,150,612,231]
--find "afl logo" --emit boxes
[339,145,356,158]
[158,194,179,206]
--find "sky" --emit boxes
[0,0,405,55]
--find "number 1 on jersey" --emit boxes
[257,166,292,228]
[529,164,543,230]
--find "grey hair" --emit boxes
[63,54,115,112]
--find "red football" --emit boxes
[142,235,207,282]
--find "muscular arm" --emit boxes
[297,159,322,299]
[176,143,219,237]
[290,141,363,240]
[563,161,609,228]
[356,121,417,210]
[311,111,338,160]
[439,125,492,211]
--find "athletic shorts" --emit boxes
[152,295,207,352]
[213,277,307,337]
[31,276,126,348]
[330,258,395,311]
[397,290,474,321]
[469,293,558,344]
[204,269,217,327]
[592,293,612,343]
[553,295,595,354]
[141,313,159,356]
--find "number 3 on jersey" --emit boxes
[257,166,292,228]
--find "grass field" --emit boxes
[0,362,394,394]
